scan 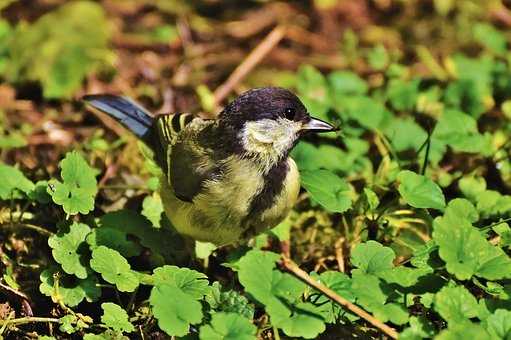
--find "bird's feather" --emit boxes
[83,95,154,141]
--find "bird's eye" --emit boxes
[284,107,296,120]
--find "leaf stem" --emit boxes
[281,255,399,339]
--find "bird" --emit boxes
[84,87,336,245]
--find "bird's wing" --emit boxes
[155,114,218,202]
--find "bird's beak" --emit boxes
[301,117,338,133]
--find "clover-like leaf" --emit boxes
[141,193,164,228]
[39,267,100,307]
[485,309,511,339]
[152,265,210,299]
[399,316,435,340]
[48,222,91,279]
[397,170,445,210]
[271,302,325,339]
[90,246,138,292]
[0,163,34,199]
[350,241,395,275]
[49,151,98,215]
[199,312,256,340]
[150,283,203,336]
[310,271,356,323]
[433,286,479,325]
[378,266,432,288]
[437,322,490,340]
[101,302,134,333]
[301,170,352,213]
[86,227,142,258]
[433,207,511,280]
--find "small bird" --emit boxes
[84,87,336,245]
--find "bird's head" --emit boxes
[218,87,337,166]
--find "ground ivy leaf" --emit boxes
[351,271,388,308]
[485,309,511,339]
[301,169,352,213]
[152,265,210,299]
[436,322,490,340]
[48,222,91,279]
[459,176,486,202]
[237,250,305,319]
[199,312,256,340]
[444,198,479,223]
[399,316,436,340]
[0,163,34,199]
[434,286,479,325]
[90,246,138,292]
[141,193,163,228]
[271,302,325,339]
[372,302,409,325]
[86,227,142,258]
[350,241,395,275]
[378,266,432,287]
[101,302,134,333]
[433,208,511,280]
[49,151,98,215]
[39,267,100,307]
[397,170,446,210]
[150,283,203,336]
[310,271,356,323]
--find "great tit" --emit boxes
[84,87,336,245]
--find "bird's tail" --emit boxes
[83,94,154,142]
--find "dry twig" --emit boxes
[281,255,399,339]
[212,25,287,111]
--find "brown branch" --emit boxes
[212,25,287,111]
[281,256,399,339]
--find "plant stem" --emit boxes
[0,316,60,326]
[281,256,399,339]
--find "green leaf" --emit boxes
[342,96,388,129]
[399,316,435,340]
[152,265,210,299]
[350,271,389,308]
[367,44,389,71]
[48,222,91,279]
[271,302,325,339]
[363,188,380,211]
[301,170,352,213]
[383,117,427,152]
[0,163,34,199]
[90,246,139,292]
[150,283,203,336]
[474,23,507,55]
[310,271,356,323]
[436,322,490,340]
[86,227,141,258]
[237,250,300,313]
[206,282,254,320]
[397,170,446,210]
[141,193,164,228]
[459,176,486,202]
[372,302,409,325]
[4,1,112,98]
[378,266,432,287]
[49,151,98,215]
[328,70,368,95]
[101,302,134,333]
[350,241,395,275]
[199,312,256,340]
[433,203,511,280]
[386,78,420,111]
[39,268,100,307]
[485,309,511,339]
[434,286,479,325]
[296,65,331,120]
